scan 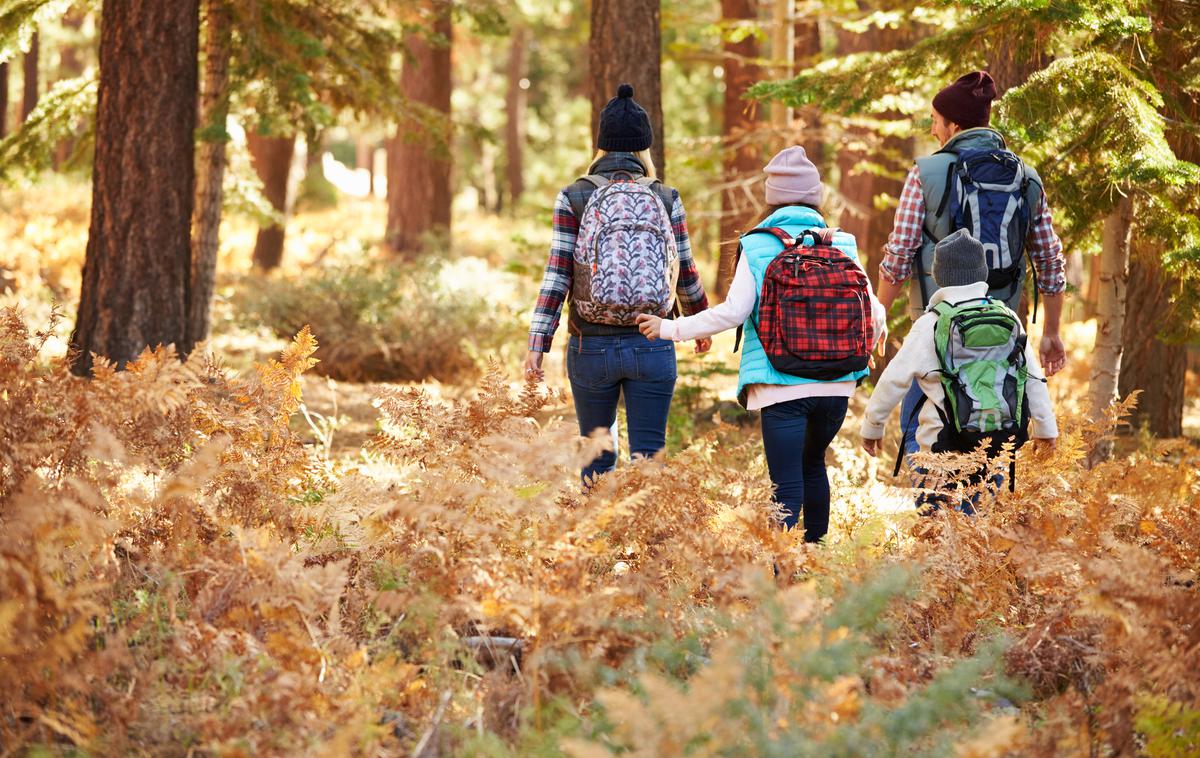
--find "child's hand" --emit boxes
[636,314,663,340]
[861,437,881,457]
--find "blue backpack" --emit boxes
[940,147,1033,301]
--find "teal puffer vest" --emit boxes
[909,128,1045,318]
[736,206,869,407]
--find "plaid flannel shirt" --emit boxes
[528,186,709,352]
[880,166,1067,294]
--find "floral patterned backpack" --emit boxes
[571,173,679,326]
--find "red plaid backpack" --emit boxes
[736,227,874,380]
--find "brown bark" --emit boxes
[505,25,527,209]
[984,30,1049,96]
[1119,242,1185,437]
[1114,0,1200,438]
[247,132,296,271]
[589,0,665,179]
[834,11,916,289]
[71,0,200,376]
[188,0,233,345]
[53,10,87,167]
[793,16,824,169]
[355,135,376,195]
[21,31,38,121]
[716,0,761,296]
[0,62,8,139]
[386,0,452,256]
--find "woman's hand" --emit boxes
[523,350,545,382]
[635,313,663,340]
[861,437,881,457]
[694,337,712,354]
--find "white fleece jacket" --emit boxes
[660,254,887,410]
[861,282,1058,450]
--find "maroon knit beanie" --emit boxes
[932,71,997,129]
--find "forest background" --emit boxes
[1,0,1199,756]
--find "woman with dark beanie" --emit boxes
[525,84,711,484]
[637,147,887,543]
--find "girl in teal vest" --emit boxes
[637,147,886,543]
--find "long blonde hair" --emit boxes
[589,148,657,180]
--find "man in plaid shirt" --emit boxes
[875,71,1068,462]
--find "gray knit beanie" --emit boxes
[932,229,988,288]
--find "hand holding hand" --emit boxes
[861,437,881,457]
[1033,437,1058,451]
[523,350,545,383]
[635,313,663,341]
[1039,333,1066,377]
[694,337,712,354]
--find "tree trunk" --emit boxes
[1118,241,1185,437]
[187,0,232,345]
[71,0,200,376]
[793,16,824,169]
[54,10,87,167]
[1115,0,1200,439]
[355,135,375,195]
[834,12,916,290]
[716,0,761,296]
[1087,193,1133,464]
[505,25,527,209]
[768,0,793,137]
[247,132,296,271]
[984,29,1048,96]
[21,31,38,121]
[589,0,664,179]
[0,62,8,138]
[386,0,452,256]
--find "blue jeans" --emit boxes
[900,380,997,515]
[760,396,849,543]
[567,333,676,483]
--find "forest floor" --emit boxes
[4,181,1200,755]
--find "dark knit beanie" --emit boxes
[932,71,997,129]
[932,229,988,288]
[597,83,653,152]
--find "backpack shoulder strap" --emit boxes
[636,177,676,217]
[798,227,840,246]
[567,175,610,220]
[742,226,796,248]
[893,394,928,478]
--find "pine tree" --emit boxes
[386,0,452,256]
[188,0,232,345]
[504,23,527,210]
[71,0,200,375]
[716,0,761,297]
[247,131,296,271]
[0,62,7,138]
[20,29,35,120]
[589,0,664,178]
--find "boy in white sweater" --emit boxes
[860,230,1057,501]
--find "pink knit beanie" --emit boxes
[764,146,823,206]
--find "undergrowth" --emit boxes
[1,309,1197,756]
[234,257,525,383]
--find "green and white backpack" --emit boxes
[895,297,1032,485]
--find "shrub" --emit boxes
[235,257,525,382]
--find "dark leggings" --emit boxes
[759,396,849,543]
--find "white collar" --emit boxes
[926,282,990,310]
